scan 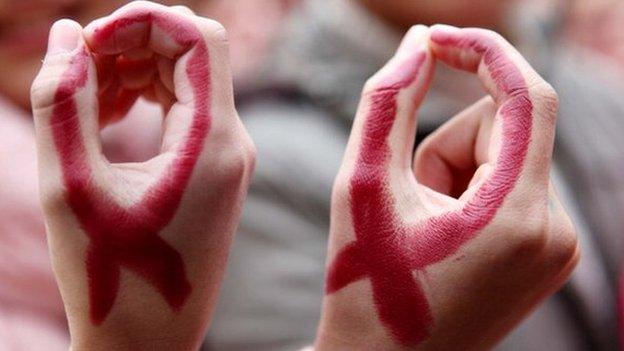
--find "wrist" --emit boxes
[69,332,201,351]
[314,325,394,351]
[66,307,207,351]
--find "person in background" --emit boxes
[201,0,298,84]
[205,0,623,350]
[564,0,624,67]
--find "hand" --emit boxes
[314,25,578,350]
[30,2,255,350]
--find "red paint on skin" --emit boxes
[326,32,533,345]
[51,10,211,324]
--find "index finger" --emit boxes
[83,1,236,155]
[429,24,558,185]
[84,1,207,58]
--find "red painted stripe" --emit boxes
[51,10,211,324]
[326,31,533,345]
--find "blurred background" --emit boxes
[1,0,624,350]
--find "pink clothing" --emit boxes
[0,97,68,349]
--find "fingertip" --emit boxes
[428,24,464,58]
[395,24,429,57]
[82,17,106,45]
[429,24,461,45]
[369,25,432,91]
[47,19,82,56]
[84,16,150,55]
[428,25,484,72]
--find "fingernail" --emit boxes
[48,19,81,55]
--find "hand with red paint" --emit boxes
[314,25,579,350]
[30,2,255,350]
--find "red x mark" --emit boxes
[51,12,210,324]
[326,33,533,345]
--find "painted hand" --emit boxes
[314,25,579,350]
[30,2,255,350]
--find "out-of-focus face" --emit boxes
[357,0,511,31]
[0,0,198,109]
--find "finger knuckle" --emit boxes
[198,18,229,46]
[332,169,353,204]
[40,185,68,215]
[30,79,57,111]
[220,138,255,183]
[361,75,382,95]
[31,75,65,111]
[545,214,580,270]
[242,134,257,174]
[362,78,382,98]
[523,212,550,241]
[33,78,85,113]
[502,199,579,272]
[31,55,87,111]
[227,150,249,180]
[528,80,559,122]
[503,208,550,258]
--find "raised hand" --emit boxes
[30,2,255,349]
[314,25,579,350]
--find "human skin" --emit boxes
[30,2,255,350]
[314,25,579,350]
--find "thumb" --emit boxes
[414,97,496,199]
[31,20,103,206]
